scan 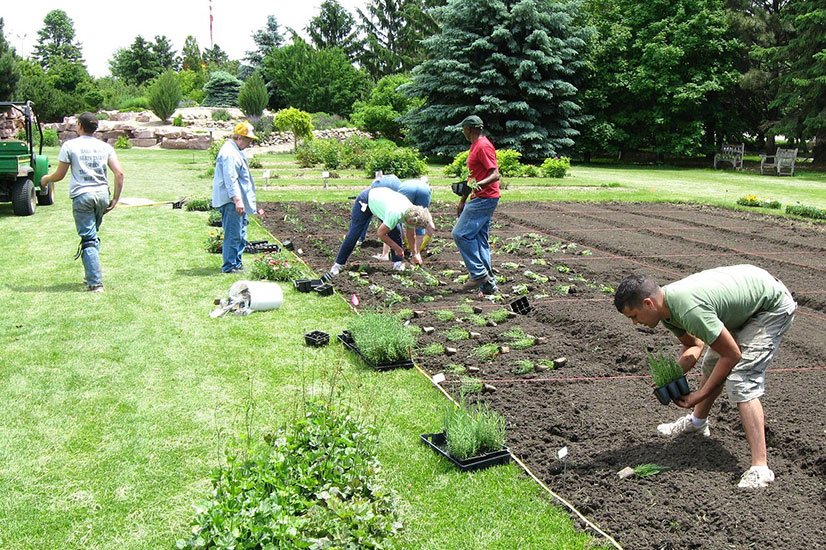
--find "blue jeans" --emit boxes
[452,197,499,281]
[336,189,403,265]
[72,191,110,287]
[219,203,248,272]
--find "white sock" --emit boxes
[689,414,707,427]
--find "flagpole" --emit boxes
[209,0,214,48]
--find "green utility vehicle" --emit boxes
[0,101,52,216]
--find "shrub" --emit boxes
[207,138,227,165]
[177,401,401,549]
[540,156,571,178]
[342,135,379,169]
[647,353,683,387]
[114,135,132,149]
[96,112,110,120]
[443,151,470,179]
[211,108,231,122]
[496,149,524,177]
[84,89,105,111]
[785,204,826,220]
[41,128,58,147]
[238,72,269,118]
[315,138,345,170]
[274,107,313,151]
[172,114,184,127]
[521,164,541,178]
[443,399,506,459]
[347,312,415,364]
[118,96,149,111]
[249,250,308,281]
[147,70,181,123]
[202,70,242,107]
[365,145,427,179]
[311,112,349,130]
[251,115,273,141]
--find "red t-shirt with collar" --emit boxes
[466,135,500,199]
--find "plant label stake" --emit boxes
[558,446,569,475]
[322,171,329,189]
[432,373,446,384]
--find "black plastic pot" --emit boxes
[420,432,511,472]
[294,278,323,292]
[676,375,690,396]
[666,380,683,400]
[510,296,532,315]
[314,283,334,297]
[338,331,414,371]
[282,239,294,251]
[451,181,471,197]
[654,386,672,405]
[304,330,330,347]
[245,241,281,254]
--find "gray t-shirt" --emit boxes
[662,264,790,344]
[58,135,116,198]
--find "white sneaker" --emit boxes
[330,263,342,276]
[656,414,710,437]
[372,253,389,261]
[392,261,405,272]
[738,466,774,489]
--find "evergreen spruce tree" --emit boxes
[403,0,589,161]
[147,71,182,122]
[33,9,84,70]
[238,72,269,118]
[203,71,242,107]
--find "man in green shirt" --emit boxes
[614,265,796,489]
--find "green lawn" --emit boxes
[0,147,599,549]
[0,146,822,549]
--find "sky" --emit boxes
[2,0,369,77]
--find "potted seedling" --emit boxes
[648,352,690,405]
[420,399,510,471]
[339,312,415,370]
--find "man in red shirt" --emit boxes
[452,115,501,295]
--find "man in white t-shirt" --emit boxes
[41,112,124,292]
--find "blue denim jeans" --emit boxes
[452,197,499,281]
[336,189,403,265]
[72,191,110,287]
[219,203,248,272]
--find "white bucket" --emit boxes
[229,280,284,311]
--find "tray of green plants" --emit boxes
[245,240,281,254]
[648,352,690,405]
[421,400,510,472]
[338,312,416,371]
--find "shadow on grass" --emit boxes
[8,282,85,293]
[176,267,218,277]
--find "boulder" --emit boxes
[130,138,159,148]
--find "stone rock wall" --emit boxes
[43,108,373,151]
[0,108,25,140]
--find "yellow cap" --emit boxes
[232,121,258,141]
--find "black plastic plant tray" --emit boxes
[245,241,281,254]
[304,330,330,347]
[510,296,532,315]
[314,283,334,297]
[294,278,323,292]
[337,331,414,371]
[420,432,511,472]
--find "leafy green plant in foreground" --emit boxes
[177,402,401,548]
[348,312,415,364]
[249,250,309,282]
[647,352,684,387]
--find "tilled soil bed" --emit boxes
[260,200,826,549]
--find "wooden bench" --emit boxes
[713,143,744,170]
[760,148,798,176]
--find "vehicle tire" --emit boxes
[37,181,55,206]
[12,178,36,216]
